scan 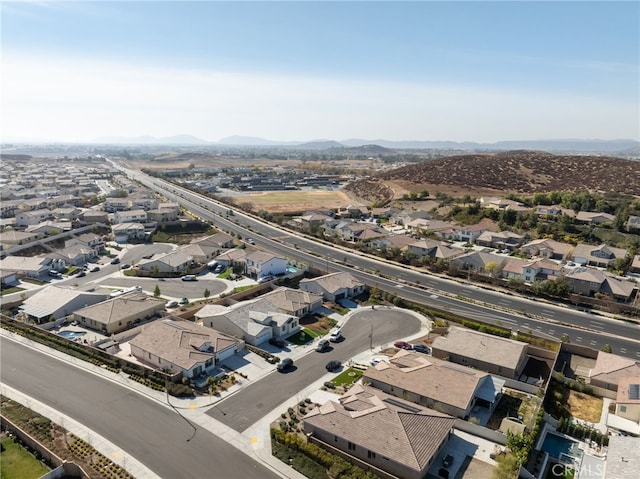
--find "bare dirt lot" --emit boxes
[231,190,360,214]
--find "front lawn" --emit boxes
[287,329,317,346]
[332,368,363,387]
[1,436,51,479]
[0,286,25,296]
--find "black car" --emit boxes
[277,357,294,372]
[443,454,454,468]
[412,344,431,354]
[269,337,285,348]
[90,266,100,273]
[325,360,341,372]
[110,257,120,265]
[77,271,86,278]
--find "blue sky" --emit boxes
[2,1,638,143]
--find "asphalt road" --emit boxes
[97,276,228,300]
[122,170,640,360]
[207,308,421,432]
[0,338,279,479]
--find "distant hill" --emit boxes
[374,150,640,196]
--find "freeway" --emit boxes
[117,164,640,359]
[0,338,279,479]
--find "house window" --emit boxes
[367,450,376,459]
[619,405,627,413]
[348,442,355,451]
[148,352,151,359]
[334,435,338,442]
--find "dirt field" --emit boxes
[232,190,361,214]
[567,390,603,423]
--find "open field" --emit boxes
[231,190,359,214]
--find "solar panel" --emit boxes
[629,384,640,400]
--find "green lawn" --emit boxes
[0,286,25,296]
[287,329,316,345]
[1,436,51,479]
[218,268,232,279]
[332,368,363,387]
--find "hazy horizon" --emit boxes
[2,1,638,144]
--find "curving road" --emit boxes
[0,338,279,479]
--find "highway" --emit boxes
[116,162,640,359]
[0,338,279,479]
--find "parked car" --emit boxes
[142,253,154,259]
[323,381,336,389]
[179,297,189,305]
[77,271,86,278]
[443,454,454,468]
[181,275,197,281]
[166,301,179,309]
[370,357,386,366]
[213,264,225,274]
[120,264,131,270]
[316,339,329,352]
[110,257,120,265]
[258,275,273,284]
[394,341,412,350]
[90,266,100,273]
[48,270,62,278]
[276,357,294,372]
[246,238,255,245]
[412,344,431,354]
[269,337,285,348]
[325,360,341,372]
[329,328,343,343]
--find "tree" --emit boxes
[154,284,161,297]
[204,288,211,299]
[600,344,612,353]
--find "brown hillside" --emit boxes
[373,150,640,196]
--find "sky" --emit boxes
[1,0,639,143]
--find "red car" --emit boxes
[394,341,413,350]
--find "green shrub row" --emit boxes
[245,343,280,362]
[556,417,609,446]
[271,429,380,479]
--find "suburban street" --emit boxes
[0,338,280,479]
[118,165,640,359]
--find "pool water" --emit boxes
[542,433,581,459]
[58,331,87,340]
[287,266,297,273]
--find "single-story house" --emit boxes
[588,351,640,392]
[475,230,525,251]
[431,326,528,379]
[128,319,244,379]
[73,291,166,335]
[363,350,503,419]
[137,251,193,274]
[303,384,455,479]
[214,248,247,268]
[520,238,573,260]
[299,272,365,302]
[575,211,615,225]
[19,284,111,323]
[0,255,53,278]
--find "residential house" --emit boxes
[73,291,165,335]
[25,222,66,235]
[214,248,247,269]
[406,239,463,261]
[244,251,288,280]
[19,284,110,323]
[475,230,525,251]
[523,258,563,283]
[363,350,503,419]
[437,223,487,243]
[588,352,640,393]
[299,272,365,301]
[46,245,95,267]
[129,196,159,211]
[535,205,565,217]
[261,287,323,317]
[65,233,105,256]
[303,384,455,479]
[520,238,573,260]
[500,257,529,282]
[448,251,506,277]
[180,233,235,262]
[566,268,636,301]
[114,209,147,224]
[0,230,43,246]
[0,255,53,278]
[103,198,130,213]
[626,215,640,233]
[604,436,640,478]
[406,218,454,236]
[575,211,615,225]
[15,209,53,227]
[17,198,48,211]
[299,213,332,229]
[480,197,528,212]
[52,207,81,222]
[137,251,193,274]
[81,210,109,224]
[369,234,417,253]
[197,299,300,346]
[571,243,628,268]
[128,319,243,378]
[158,202,181,213]
[614,376,640,425]
[431,326,528,379]
[147,208,178,223]
[630,255,640,274]
[111,222,146,242]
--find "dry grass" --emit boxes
[234,190,356,213]
[567,390,603,423]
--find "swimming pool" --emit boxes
[58,330,87,340]
[542,433,582,460]
[287,266,298,273]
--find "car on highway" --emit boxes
[325,360,341,372]
[181,275,197,281]
[412,344,431,354]
[276,357,294,372]
[394,341,413,350]
[316,339,329,352]
[246,238,255,245]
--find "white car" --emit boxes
[329,328,343,342]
